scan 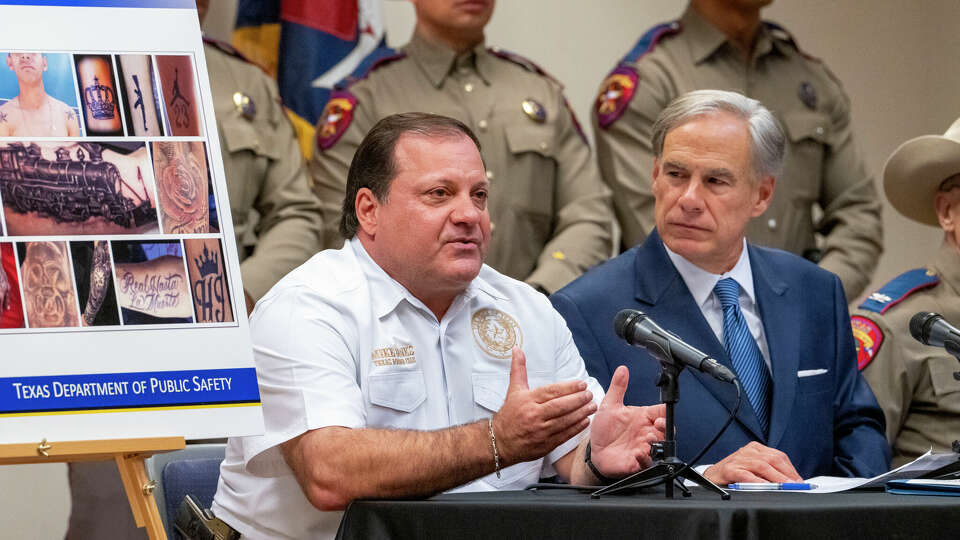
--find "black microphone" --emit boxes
[910,312,960,357]
[614,309,736,383]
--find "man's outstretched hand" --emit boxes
[589,365,666,478]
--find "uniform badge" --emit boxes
[316,91,357,151]
[522,99,546,123]
[851,316,884,370]
[471,308,523,359]
[798,82,818,110]
[595,66,638,128]
[232,91,256,120]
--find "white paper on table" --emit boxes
[805,448,960,493]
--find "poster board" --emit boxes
[0,0,264,444]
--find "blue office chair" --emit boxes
[146,443,226,540]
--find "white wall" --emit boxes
[4,2,959,538]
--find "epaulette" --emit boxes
[763,21,819,62]
[333,46,406,91]
[487,47,561,87]
[858,268,940,314]
[595,21,681,129]
[203,36,257,67]
[619,21,682,66]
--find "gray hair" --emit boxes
[651,89,786,180]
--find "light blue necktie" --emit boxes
[714,278,772,436]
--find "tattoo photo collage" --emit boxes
[0,51,237,330]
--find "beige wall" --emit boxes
[4,2,959,538]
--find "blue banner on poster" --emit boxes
[0,1,195,7]
[0,368,260,414]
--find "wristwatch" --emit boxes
[584,441,615,484]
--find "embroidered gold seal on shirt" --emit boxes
[471,308,522,358]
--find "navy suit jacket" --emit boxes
[551,230,890,478]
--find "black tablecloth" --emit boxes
[336,487,960,540]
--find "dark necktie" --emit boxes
[714,277,772,435]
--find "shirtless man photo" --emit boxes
[0,52,81,137]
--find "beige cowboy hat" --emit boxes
[883,117,960,226]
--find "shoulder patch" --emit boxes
[316,90,356,151]
[333,46,406,91]
[594,21,681,128]
[487,47,561,86]
[851,316,884,370]
[857,268,940,314]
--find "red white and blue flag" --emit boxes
[233,0,385,157]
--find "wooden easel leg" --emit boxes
[116,453,167,540]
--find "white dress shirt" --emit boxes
[663,239,772,372]
[212,238,603,540]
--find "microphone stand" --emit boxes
[591,355,730,500]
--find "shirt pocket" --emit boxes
[929,357,960,397]
[368,370,427,413]
[219,114,279,216]
[504,123,557,217]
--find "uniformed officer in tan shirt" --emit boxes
[593,0,882,302]
[853,118,960,468]
[63,1,324,537]
[309,0,614,294]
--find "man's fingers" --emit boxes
[765,451,803,482]
[645,403,667,422]
[507,346,529,392]
[530,380,587,403]
[600,365,629,408]
[750,459,796,483]
[539,390,595,420]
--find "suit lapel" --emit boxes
[748,245,796,447]
[635,232,766,441]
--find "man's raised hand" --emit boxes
[492,347,597,465]
[589,365,667,478]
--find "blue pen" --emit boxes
[728,482,816,490]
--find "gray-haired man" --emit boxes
[553,89,890,484]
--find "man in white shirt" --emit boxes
[211,112,666,539]
[552,89,889,485]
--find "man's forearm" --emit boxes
[282,422,497,511]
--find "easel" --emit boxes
[0,436,185,540]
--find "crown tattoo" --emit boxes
[195,245,219,278]
[84,76,116,120]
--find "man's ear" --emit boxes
[751,175,776,217]
[41,55,47,72]
[4,55,12,71]
[355,188,379,237]
[936,191,957,232]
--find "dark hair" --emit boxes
[339,112,482,238]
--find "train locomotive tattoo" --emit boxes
[0,142,154,228]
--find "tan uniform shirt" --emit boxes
[204,41,324,301]
[855,242,960,467]
[309,34,614,293]
[593,8,882,301]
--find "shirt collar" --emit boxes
[664,238,756,309]
[682,7,780,65]
[405,32,491,88]
[934,241,960,292]
[349,237,505,319]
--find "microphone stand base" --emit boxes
[590,458,730,500]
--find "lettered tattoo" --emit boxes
[0,111,7,124]
[152,141,208,234]
[184,239,233,323]
[81,240,111,326]
[22,241,79,327]
[118,269,183,312]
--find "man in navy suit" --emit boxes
[552,89,889,484]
